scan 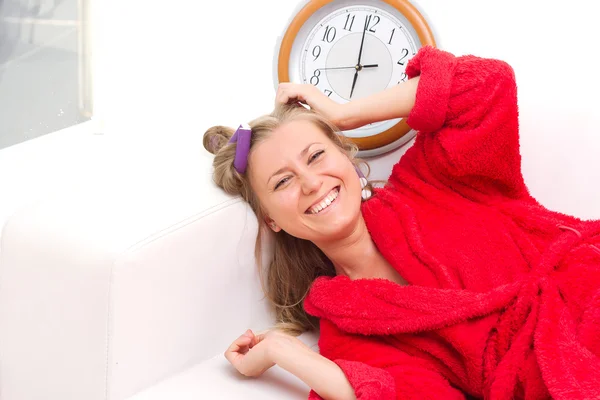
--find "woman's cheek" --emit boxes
[277,187,300,216]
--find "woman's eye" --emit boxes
[274,177,290,190]
[309,150,324,163]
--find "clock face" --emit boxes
[278,0,434,155]
[301,7,416,97]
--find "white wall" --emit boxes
[90,0,599,220]
[2,0,599,228]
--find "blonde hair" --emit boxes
[203,103,374,336]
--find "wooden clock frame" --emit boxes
[276,0,436,151]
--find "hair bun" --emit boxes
[203,125,235,154]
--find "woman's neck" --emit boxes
[315,216,392,280]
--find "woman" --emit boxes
[203,46,600,399]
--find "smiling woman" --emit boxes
[207,44,600,400]
[248,119,364,241]
[203,102,377,334]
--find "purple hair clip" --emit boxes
[229,124,252,174]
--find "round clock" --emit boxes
[273,0,436,156]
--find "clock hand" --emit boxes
[350,70,359,98]
[349,64,378,98]
[357,15,369,66]
[350,16,370,99]
[317,64,378,71]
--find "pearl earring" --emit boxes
[355,165,372,201]
[360,177,372,200]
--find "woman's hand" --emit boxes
[277,78,420,132]
[224,329,282,378]
[275,83,347,129]
[225,328,357,399]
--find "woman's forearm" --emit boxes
[338,76,419,130]
[268,334,356,400]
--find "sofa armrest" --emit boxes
[0,147,276,400]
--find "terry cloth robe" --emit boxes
[303,46,600,400]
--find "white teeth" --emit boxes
[309,187,339,214]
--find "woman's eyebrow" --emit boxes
[299,142,321,158]
[266,142,323,186]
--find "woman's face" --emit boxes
[249,119,363,243]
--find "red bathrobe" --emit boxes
[304,46,600,400]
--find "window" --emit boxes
[0,0,92,150]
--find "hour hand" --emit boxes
[350,70,359,98]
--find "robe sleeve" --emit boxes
[392,46,527,198]
[306,319,465,400]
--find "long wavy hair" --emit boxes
[203,103,374,335]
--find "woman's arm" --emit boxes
[337,77,419,130]
[225,323,462,399]
[268,333,356,400]
[275,78,419,132]
[224,329,355,399]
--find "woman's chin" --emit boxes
[308,208,362,242]
[292,187,363,242]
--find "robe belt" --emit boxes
[481,223,600,400]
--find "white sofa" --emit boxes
[0,131,328,400]
[1,108,600,400]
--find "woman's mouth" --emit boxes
[306,186,340,215]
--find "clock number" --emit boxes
[322,26,336,43]
[344,14,355,31]
[397,73,408,84]
[310,69,321,86]
[312,45,321,61]
[397,48,410,66]
[324,89,332,97]
[388,28,395,45]
[367,15,380,33]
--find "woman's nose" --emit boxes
[300,171,322,195]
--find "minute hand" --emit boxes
[357,15,370,65]
[318,64,378,71]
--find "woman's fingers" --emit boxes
[276,83,310,106]
[275,83,291,105]
[275,84,286,104]
[224,333,253,364]
[223,330,282,378]
[275,83,343,124]
[249,331,268,348]
[245,329,258,348]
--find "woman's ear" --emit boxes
[264,216,281,232]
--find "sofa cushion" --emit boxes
[127,332,319,400]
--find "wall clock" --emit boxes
[273,0,436,157]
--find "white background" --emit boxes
[2,0,600,225]
[95,0,599,218]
